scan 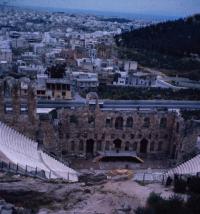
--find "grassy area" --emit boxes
[91,85,200,100]
[116,46,200,80]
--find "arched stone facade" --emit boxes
[53,104,186,160]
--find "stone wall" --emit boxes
[0,77,38,141]
[50,104,183,160]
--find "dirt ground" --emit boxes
[0,172,174,214]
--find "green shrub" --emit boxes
[188,176,200,194]
[174,177,187,193]
[145,193,186,214]
[186,194,200,214]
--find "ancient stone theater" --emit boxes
[0,79,199,164]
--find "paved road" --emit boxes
[5,99,200,110]
[36,100,200,110]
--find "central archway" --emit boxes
[140,139,148,153]
[86,139,94,155]
[113,139,122,150]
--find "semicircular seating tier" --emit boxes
[165,154,200,178]
[0,122,78,182]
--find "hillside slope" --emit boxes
[115,15,200,80]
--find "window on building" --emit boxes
[126,117,133,128]
[106,118,112,127]
[160,118,167,128]
[62,84,66,90]
[115,117,123,129]
[131,134,135,139]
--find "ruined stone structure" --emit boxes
[52,103,182,160]
[0,77,38,140]
[0,79,199,164]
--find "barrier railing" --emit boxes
[0,160,78,181]
[0,161,47,180]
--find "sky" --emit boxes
[8,0,200,17]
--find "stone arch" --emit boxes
[113,139,122,150]
[126,117,133,128]
[115,116,123,129]
[140,138,148,153]
[86,139,94,155]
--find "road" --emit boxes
[36,100,200,110]
[4,99,200,110]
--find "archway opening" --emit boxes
[140,139,148,153]
[126,117,133,128]
[86,139,94,155]
[113,139,122,151]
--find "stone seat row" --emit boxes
[166,155,200,177]
[0,121,78,182]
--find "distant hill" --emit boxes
[99,17,131,23]
[115,15,200,80]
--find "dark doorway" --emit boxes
[140,139,148,153]
[86,139,94,155]
[114,139,122,150]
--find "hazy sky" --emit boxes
[11,0,200,16]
